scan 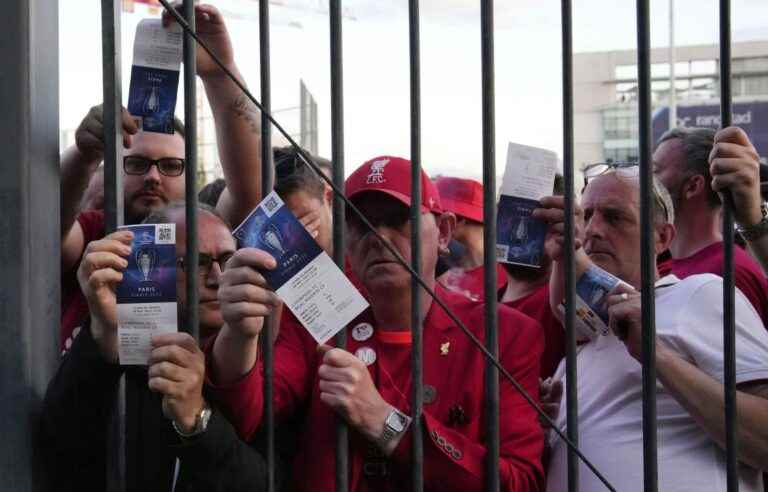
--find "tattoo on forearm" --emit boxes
[231,94,260,134]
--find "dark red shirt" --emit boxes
[61,210,105,352]
[207,284,545,491]
[502,285,564,380]
[667,242,768,327]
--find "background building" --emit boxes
[574,40,768,169]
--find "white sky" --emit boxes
[59,0,768,181]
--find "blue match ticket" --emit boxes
[559,265,623,341]
[116,223,178,365]
[127,19,182,134]
[234,191,369,344]
[496,142,558,267]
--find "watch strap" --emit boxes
[737,203,768,242]
[172,404,212,439]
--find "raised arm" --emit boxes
[163,4,264,227]
[61,106,138,272]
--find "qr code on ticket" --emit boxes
[156,224,175,244]
[262,194,283,217]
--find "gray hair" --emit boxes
[657,127,718,207]
[143,201,231,230]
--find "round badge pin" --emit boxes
[423,385,437,404]
[351,322,374,342]
[354,346,377,366]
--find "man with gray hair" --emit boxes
[653,126,768,326]
[536,164,768,491]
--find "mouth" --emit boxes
[135,191,164,200]
[366,258,398,270]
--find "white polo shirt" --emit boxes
[547,274,768,492]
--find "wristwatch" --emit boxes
[172,403,213,439]
[737,202,768,242]
[378,407,411,449]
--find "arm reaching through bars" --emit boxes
[212,248,280,385]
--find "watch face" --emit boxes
[387,412,406,432]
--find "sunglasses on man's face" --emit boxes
[123,156,185,177]
[582,161,673,224]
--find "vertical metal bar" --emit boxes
[182,0,199,340]
[718,1,738,490]
[101,1,125,491]
[560,1,579,490]
[0,0,60,489]
[408,1,424,491]
[480,1,499,490]
[259,0,276,489]
[102,0,124,234]
[329,1,349,490]
[636,1,658,491]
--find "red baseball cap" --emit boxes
[434,176,484,224]
[345,156,443,214]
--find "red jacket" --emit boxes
[208,284,544,491]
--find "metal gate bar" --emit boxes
[408,1,425,491]
[560,1,580,490]
[718,1,738,490]
[480,1,500,490]
[100,1,126,490]
[258,0,276,489]
[182,0,199,339]
[328,1,350,490]
[635,1,659,491]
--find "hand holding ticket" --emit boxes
[116,223,178,365]
[233,192,369,344]
[497,142,558,267]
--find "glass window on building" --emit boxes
[734,75,768,97]
[732,56,768,73]
[603,147,638,163]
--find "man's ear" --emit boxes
[436,212,456,251]
[654,222,675,255]
[324,184,333,207]
[684,174,706,200]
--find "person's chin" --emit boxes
[588,253,618,274]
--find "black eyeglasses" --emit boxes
[123,156,185,177]
[176,252,234,275]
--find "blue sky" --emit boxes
[60,0,768,180]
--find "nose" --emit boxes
[144,162,162,185]
[583,213,604,243]
[204,260,223,288]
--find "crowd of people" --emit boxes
[41,3,768,491]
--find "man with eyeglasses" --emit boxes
[653,126,768,327]
[206,156,546,491]
[536,163,768,491]
[60,4,266,354]
[42,202,282,491]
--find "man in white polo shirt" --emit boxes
[534,163,768,491]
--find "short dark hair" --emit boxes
[657,127,718,207]
[143,201,231,230]
[273,146,327,200]
[198,178,227,208]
